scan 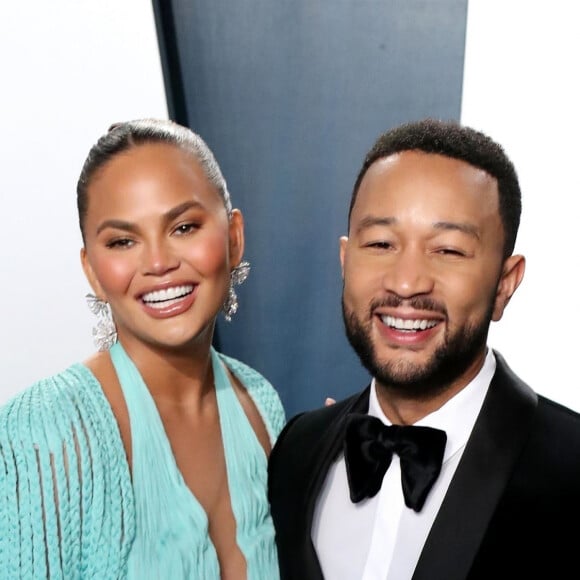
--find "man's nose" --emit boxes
[381,249,434,298]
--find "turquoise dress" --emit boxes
[111,342,281,579]
[0,344,285,579]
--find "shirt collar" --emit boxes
[368,348,496,463]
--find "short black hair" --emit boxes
[349,118,522,258]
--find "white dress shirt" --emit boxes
[312,348,496,580]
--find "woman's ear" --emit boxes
[80,247,105,298]
[228,209,245,269]
[492,254,526,321]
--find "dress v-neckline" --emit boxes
[108,341,266,578]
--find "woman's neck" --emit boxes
[115,335,216,406]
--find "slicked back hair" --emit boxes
[77,118,231,242]
[349,118,522,259]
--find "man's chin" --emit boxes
[373,347,435,375]
[373,360,436,387]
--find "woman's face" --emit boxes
[81,142,243,353]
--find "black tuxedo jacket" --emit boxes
[268,351,580,579]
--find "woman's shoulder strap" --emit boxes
[217,352,286,443]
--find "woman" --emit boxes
[0,119,285,579]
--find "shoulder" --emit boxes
[0,363,122,457]
[268,391,365,512]
[0,365,134,576]
[511,395,580,502]
[536,395,580,435]
[492,351,580,470]
[493,350,580,433]
[218,352,286,442]
[1,364,101,436]
[279,390,364,443]
[0,361,131,489]
[269,390,364,473]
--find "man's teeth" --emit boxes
[142,285,193,305]
[381,315,438,331]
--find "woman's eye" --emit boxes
[106,238,134,249]
[174,222,199,235]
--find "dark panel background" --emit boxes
[153,0,468,418]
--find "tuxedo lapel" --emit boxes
[300,388,371,578]
[412,352,538,580]
[304,388,371,507]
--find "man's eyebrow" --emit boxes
[355,215,396,234]
[433,221,480,240]
[355,215,480,240]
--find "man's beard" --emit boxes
[342,295,494,400]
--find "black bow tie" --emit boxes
[343,413,447,512]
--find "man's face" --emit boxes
[340,150,522,397]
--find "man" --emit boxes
[268,118,580,579]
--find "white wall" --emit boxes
[461,1,580,410]
[0,1,167,402]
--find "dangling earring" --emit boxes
[223,261,250,322]
[86,293,117,351]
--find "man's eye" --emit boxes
[437,248,465,256]
[366,241,392,249]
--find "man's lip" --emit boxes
[373,308,444,321]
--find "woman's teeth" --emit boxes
[142,285,193,306]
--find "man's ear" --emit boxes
[492,254,526,321]
[80,247,105,298]
[339,236,348,279]
[228,209,245,269]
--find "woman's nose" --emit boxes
[142,240,180,275]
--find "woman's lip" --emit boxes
[137,281,197,299]
[140,285,197,319]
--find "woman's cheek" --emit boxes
[92,252,135,294]
[185,231,230,274]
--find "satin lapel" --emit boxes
[304,387,370,509]
[412,352,538,580]
[302,387,371,577]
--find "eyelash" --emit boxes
[436,248,465,256]
[174,222,199,235]
[364,242,468,259]
[104,221,201,249]
[106,238,134,249]
[366,241,392,249]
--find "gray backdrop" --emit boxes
[153,0,468,418]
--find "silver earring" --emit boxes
[223,261,250,322]
[86,293,117,351]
